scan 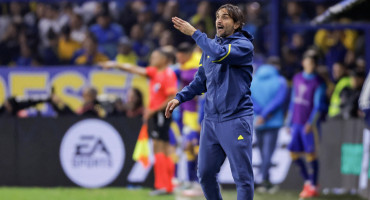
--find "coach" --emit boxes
[166,4,255,200]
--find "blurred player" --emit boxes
[286,52,326,198]
[175,42,203,196]
[251,58,287,192]
[100,48,178,195]
[359,72,370,128]
[166,4,255,200]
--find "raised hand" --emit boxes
[172,17,197,36]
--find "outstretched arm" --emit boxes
[172,17,253,65]
[99,61,147,76]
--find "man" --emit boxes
[286,52,326,198]
[71,33,109,65]
[328,62,350,117]
[166,4,254,200]
[78,87,106,118]
[100,48,178,195]
[251,57,287,192]
[89,10,124,59]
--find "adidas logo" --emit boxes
[238,135,244,140]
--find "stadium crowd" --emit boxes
[0,0,369,198]
[0,0,367,118]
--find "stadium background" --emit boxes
[0,0,369,199]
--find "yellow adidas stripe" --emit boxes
[212,44,231,63]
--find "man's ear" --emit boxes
[234,22,241,30]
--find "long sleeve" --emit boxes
[175,65,207,103]
[252,98,263,114]
[191,30,253,65]
[261,77,288,119]
[285,86,295,126]
[308,83,326,124]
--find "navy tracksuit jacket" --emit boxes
[175,30,254,200]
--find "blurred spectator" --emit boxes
[154,1,166,19]
[137,8,153,36]
[115,37,138,65]
[110,97,125,116]
[82,2,110,26]
[40,29,60,65]
[242,2,266,53]
[290,33,306,59]
[78,86,106,118]
[243,2,262,36]
[339,70,366,119]
[282,32,307,75]
[0,96,49,117]
[338,19,358,52]
[251,57,287,191]
[190,1,214,36]
[130,23,152,66]
[0,22,20,65]
[69,13,87,43]
[118,1,145,34]
[328,62,351,118]
[315,3,326,16]
[89,10,124,59]
[2,2,39,31]
[71,32,109,65]
[61,2,74,17]
[316,65,335,101]
[324,31,347,79]
[193,20,207,35]
[284,1,308,24]
[355,57,366,73]
[159,30,175,48]
[162,1,179,22]
[16,40,38,66]
[49,91,75,116]
[38,4,68,48]
[281,47,301,80]
[150,21,166,48]
[125,88,144,118]
[0,2,23,36]
[58,25,81,64]
[161,0,192,46]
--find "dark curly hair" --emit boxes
[216,4,245,32]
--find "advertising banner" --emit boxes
[0,66,149,115]
[0,116,154,187]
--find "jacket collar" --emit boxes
[215,30,254,43]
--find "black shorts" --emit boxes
[148,110,172,142]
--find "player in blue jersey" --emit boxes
[165,4,255,200]
[286,52,327,198]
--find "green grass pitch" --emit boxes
[0,187,365,200]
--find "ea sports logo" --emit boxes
[60,119,125,188]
